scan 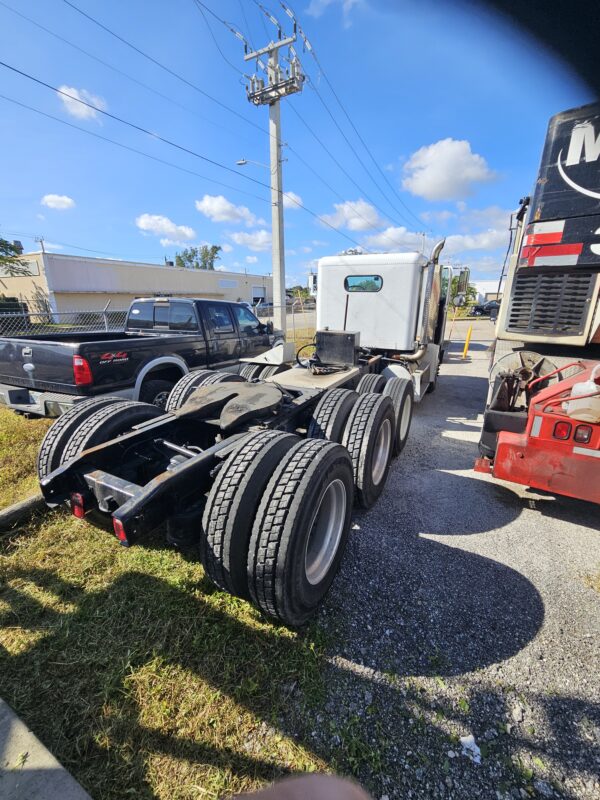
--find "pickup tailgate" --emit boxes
[0,338,77,392]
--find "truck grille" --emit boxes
[506,269,596,335]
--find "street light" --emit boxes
[236,157,287,330]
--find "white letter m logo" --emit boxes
[565,122,600,166]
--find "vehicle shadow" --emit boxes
[1,564,597,800]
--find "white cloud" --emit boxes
[363,226,428,252]
[159,238,192,248]
[221,243,233,253]
[286,249,297,256]
[402,138,496,201]
[444,229,508,254]
[283,190,303,209]
[321,199,384,232]
[311,240,328,247]
[301,246,312,254]
[420,209,456,224]
[57,85,106,121]
[135,213,195,240]
[36,213,46,221]
[246,255,258,264]
[306,0,361,27]
[228,229,271,252]
[458,205,511,232]
[41,193,75,210]
[215,265,227,271]
[43,242,63,251]
[195,194,262,227]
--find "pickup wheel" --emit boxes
[165,370,214,412]
[356,373,386,394]
[240,364,264,381]
[307,388,358,443]
[247,439,353,627]
[341,393,395,509]
[200,430,298,598]
[382,377,414,456]
[139,379,175,409]
[37,396,123,480]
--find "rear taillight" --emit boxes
[73,355,93,386]
[70,492,88,518]
[574,425,592,444]
[113,518,129,546]
[553,421,572,440]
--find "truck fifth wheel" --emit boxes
[39,241,451,626]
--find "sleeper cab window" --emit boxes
[344,275,383,292]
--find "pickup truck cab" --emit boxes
[0,297,278,416]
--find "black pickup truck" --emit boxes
[0,297,278,416]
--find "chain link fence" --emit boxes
[0,308,129,337]
[255,300,316,345]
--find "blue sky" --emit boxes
[0,0,593,285]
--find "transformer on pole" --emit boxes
[243,12,304,333]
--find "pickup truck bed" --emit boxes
[0,297,277,416]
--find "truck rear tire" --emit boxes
[52,400,164,529]
[342,393,395,509]
[240,364,264,381]
[201,430,298,598]
[61,401,164,465]
[165,370,214,412]
[247,438,353,627]
[36,396,123,480]
[356,373,386,394]
[139,379,175,408]
[259,364,287,379]
[200,372,245,385]
[307,388,358,443]
[382,377,414,456]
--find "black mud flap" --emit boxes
[479,408,528,459]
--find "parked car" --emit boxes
[472,300,500,316]
[0,297,279,416]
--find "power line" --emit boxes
[1,1,399,248]
[1,229,171,261]
[199,1,420,241]
[61,0,263,134]
[194,0,247,78]
[0,0,252,142]
[0,65,367,249]
[0,92,269,206]
[278,0,429,231]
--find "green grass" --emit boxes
[0,412,331,798]
[0,408,51,507]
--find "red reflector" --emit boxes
[574,425,592,444]
[73,355,93,386]
[113,518,128,543]
[70,492,86,518]
[553,421,572,440]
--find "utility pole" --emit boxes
[243,11,304,333]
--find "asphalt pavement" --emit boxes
[296,319,600,800]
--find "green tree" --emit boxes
[0,238,30,277]
[175,245,222,270]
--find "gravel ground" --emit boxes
[288,321,600,800]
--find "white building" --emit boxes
[0,251,273,313]
[473,279,505,303]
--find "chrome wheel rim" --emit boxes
[305,478,347,585]
[372,418,392,485]
[399,394,412,440]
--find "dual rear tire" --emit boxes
[201,431,354,627]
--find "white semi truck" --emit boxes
[39,242,452,626]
